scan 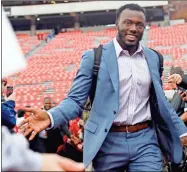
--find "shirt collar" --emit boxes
[113,37,143,58]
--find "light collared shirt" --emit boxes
[113,37,152,125]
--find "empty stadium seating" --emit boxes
[147,24,187,90]
[7,24,187,109]
[16,34,41,54]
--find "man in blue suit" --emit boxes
[19,4,187,171]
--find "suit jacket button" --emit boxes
[113,110,116,114]
[105,129,108,132]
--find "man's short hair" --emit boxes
[44,97,52,101]
[116,3,145,21]
[43,97,52,104]
[170,66,184,76]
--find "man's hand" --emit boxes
[17,108,51,140]
[41,154,84,171]
[168,74,182,84]
[77,144,83,152]
[179,91,187,102]
[181,136,187,147]
[180,112,187,122]
[70,135,81,146]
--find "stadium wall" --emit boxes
[5,1,168,16]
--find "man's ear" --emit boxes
[115,21,118,30]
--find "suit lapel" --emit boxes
[143,47,163,116]
[102,41,119,92]
[143,47,161,84]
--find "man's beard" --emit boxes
[117,28,143,48]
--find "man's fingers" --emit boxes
[181,137,187,147]
[23,128,33,137]
[29,131,37,141]
[17,118,29,128]
[176,77,180,82]
[168,78,175,83]
[168,74,182,84]
[181,92,186,98]
[58,157,85,171]
[173,75,178,83]
[168,76,173,83]
[21,108,36,114]
[176,77,181,84]
[18,126,27,134]
[179,90,183,95]
[18,120,29,134]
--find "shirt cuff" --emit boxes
[46,112,54,130]
[184,108,187,112]
[180,133,187,138]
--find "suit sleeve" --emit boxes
[165,98,187,136]
[48,50,94,129]
[178,74,187,89]
[1,100,16,129]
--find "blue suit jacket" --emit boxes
[2,100,16,129]
[49,41,187,167]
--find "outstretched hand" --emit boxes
[18,108,51,140]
